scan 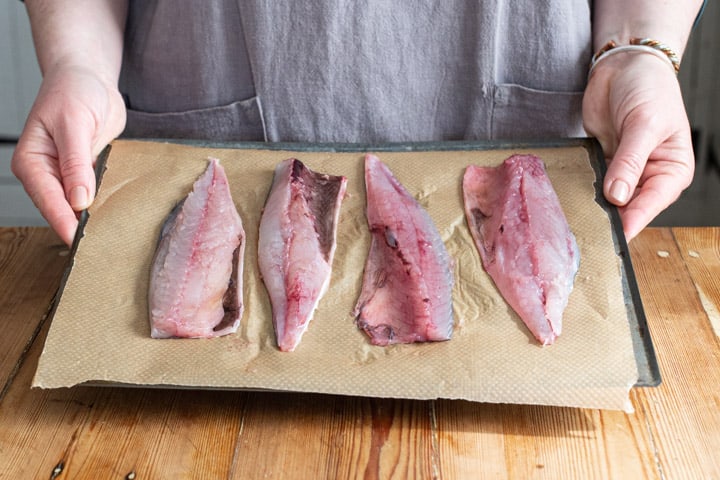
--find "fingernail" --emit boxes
[609,180,629,204]
[70,186,89,210]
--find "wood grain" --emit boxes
[674,227,720,337]
[629,228,720,479]
[0,227,67,394]
[434,399,661,479]
[1,227,720,479]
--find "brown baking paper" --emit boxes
[34,139,638,412]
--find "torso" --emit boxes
[120,0,591,142]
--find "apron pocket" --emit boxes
[122,96,266,142]
[491,84,585,140]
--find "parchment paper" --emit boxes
[34,139,639,412]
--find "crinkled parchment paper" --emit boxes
[34,139,638,412]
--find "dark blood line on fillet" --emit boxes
[215,240,243,332]
[290,158,344,262]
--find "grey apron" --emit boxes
[119,1,591,142]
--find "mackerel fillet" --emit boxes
[463,154,580,345]
[353,154,454,345]
[149,158,245,338]
[258,159,347,352]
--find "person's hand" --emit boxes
[11,65,126,245]
[583,51,694,241]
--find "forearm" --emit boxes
[593,0,704,57]
[25,0,128,85]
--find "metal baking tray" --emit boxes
[63,137,659,389]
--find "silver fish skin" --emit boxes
[353,154,454,346]
[149,158,245,339]
[258,158,347,352]
[463,154,580,345]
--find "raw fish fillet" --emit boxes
[258,159,347,352]
[353,154,454,345]
[462,154,580,345]
[149,158,245,338]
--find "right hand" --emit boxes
[583,52,694,241]
[11,65,126,245]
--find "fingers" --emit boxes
[11,144,79,246]
[12,108,97,246]
[603,116,658,208]
[28,171,80,246]
[617,166,690,241]
[10,67,126,246]
[54,113,97,212]
[610,127,694,240]
[604,102,694,241]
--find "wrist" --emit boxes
[43,61,120,92]
[590,39,681,76]
[595,30,684,58]
[25,0,127,87]
[591,0,705,67]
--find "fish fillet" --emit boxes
[462,154,580,345]
[258,159,347,352]
[353,154,454,345]
[149,158,245,338]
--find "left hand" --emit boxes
[582,51,695,241]
[11,65,126,246]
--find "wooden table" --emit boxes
[1,227,718,479]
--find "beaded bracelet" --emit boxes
[589,38,681,76]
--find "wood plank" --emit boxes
[232,394,436,479]
[673,227,720,337]
[0,227,435,479]
[0,313,251,478]
[2,227,720,478]
[431,232,689,480]
[433,228,720,479]
[629,228,720,479]
[435,400,658,479]
[0,328,104,479]
[0,228,66,393]
[61,388,249,479]
[1,331,438,478]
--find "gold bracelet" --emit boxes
[590,37,681,75]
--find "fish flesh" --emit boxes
[258,159,347,351]
[258,159,347,352]
[353,154,454,345]
[463,155,579,345]
[462,154,580,345]
[149,158,245,338]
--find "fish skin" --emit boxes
[462,154,580,345]
[149,158,245,339]
[353,154,454,346]
[258,158,347,352]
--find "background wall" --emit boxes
[0,1,42,226]
[0,2,718,227]
[655,0,720,226]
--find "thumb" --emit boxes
[603,118,657,207]
[53,116,97,211]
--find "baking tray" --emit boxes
[58,137,658,389]
[34,137,656,414]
